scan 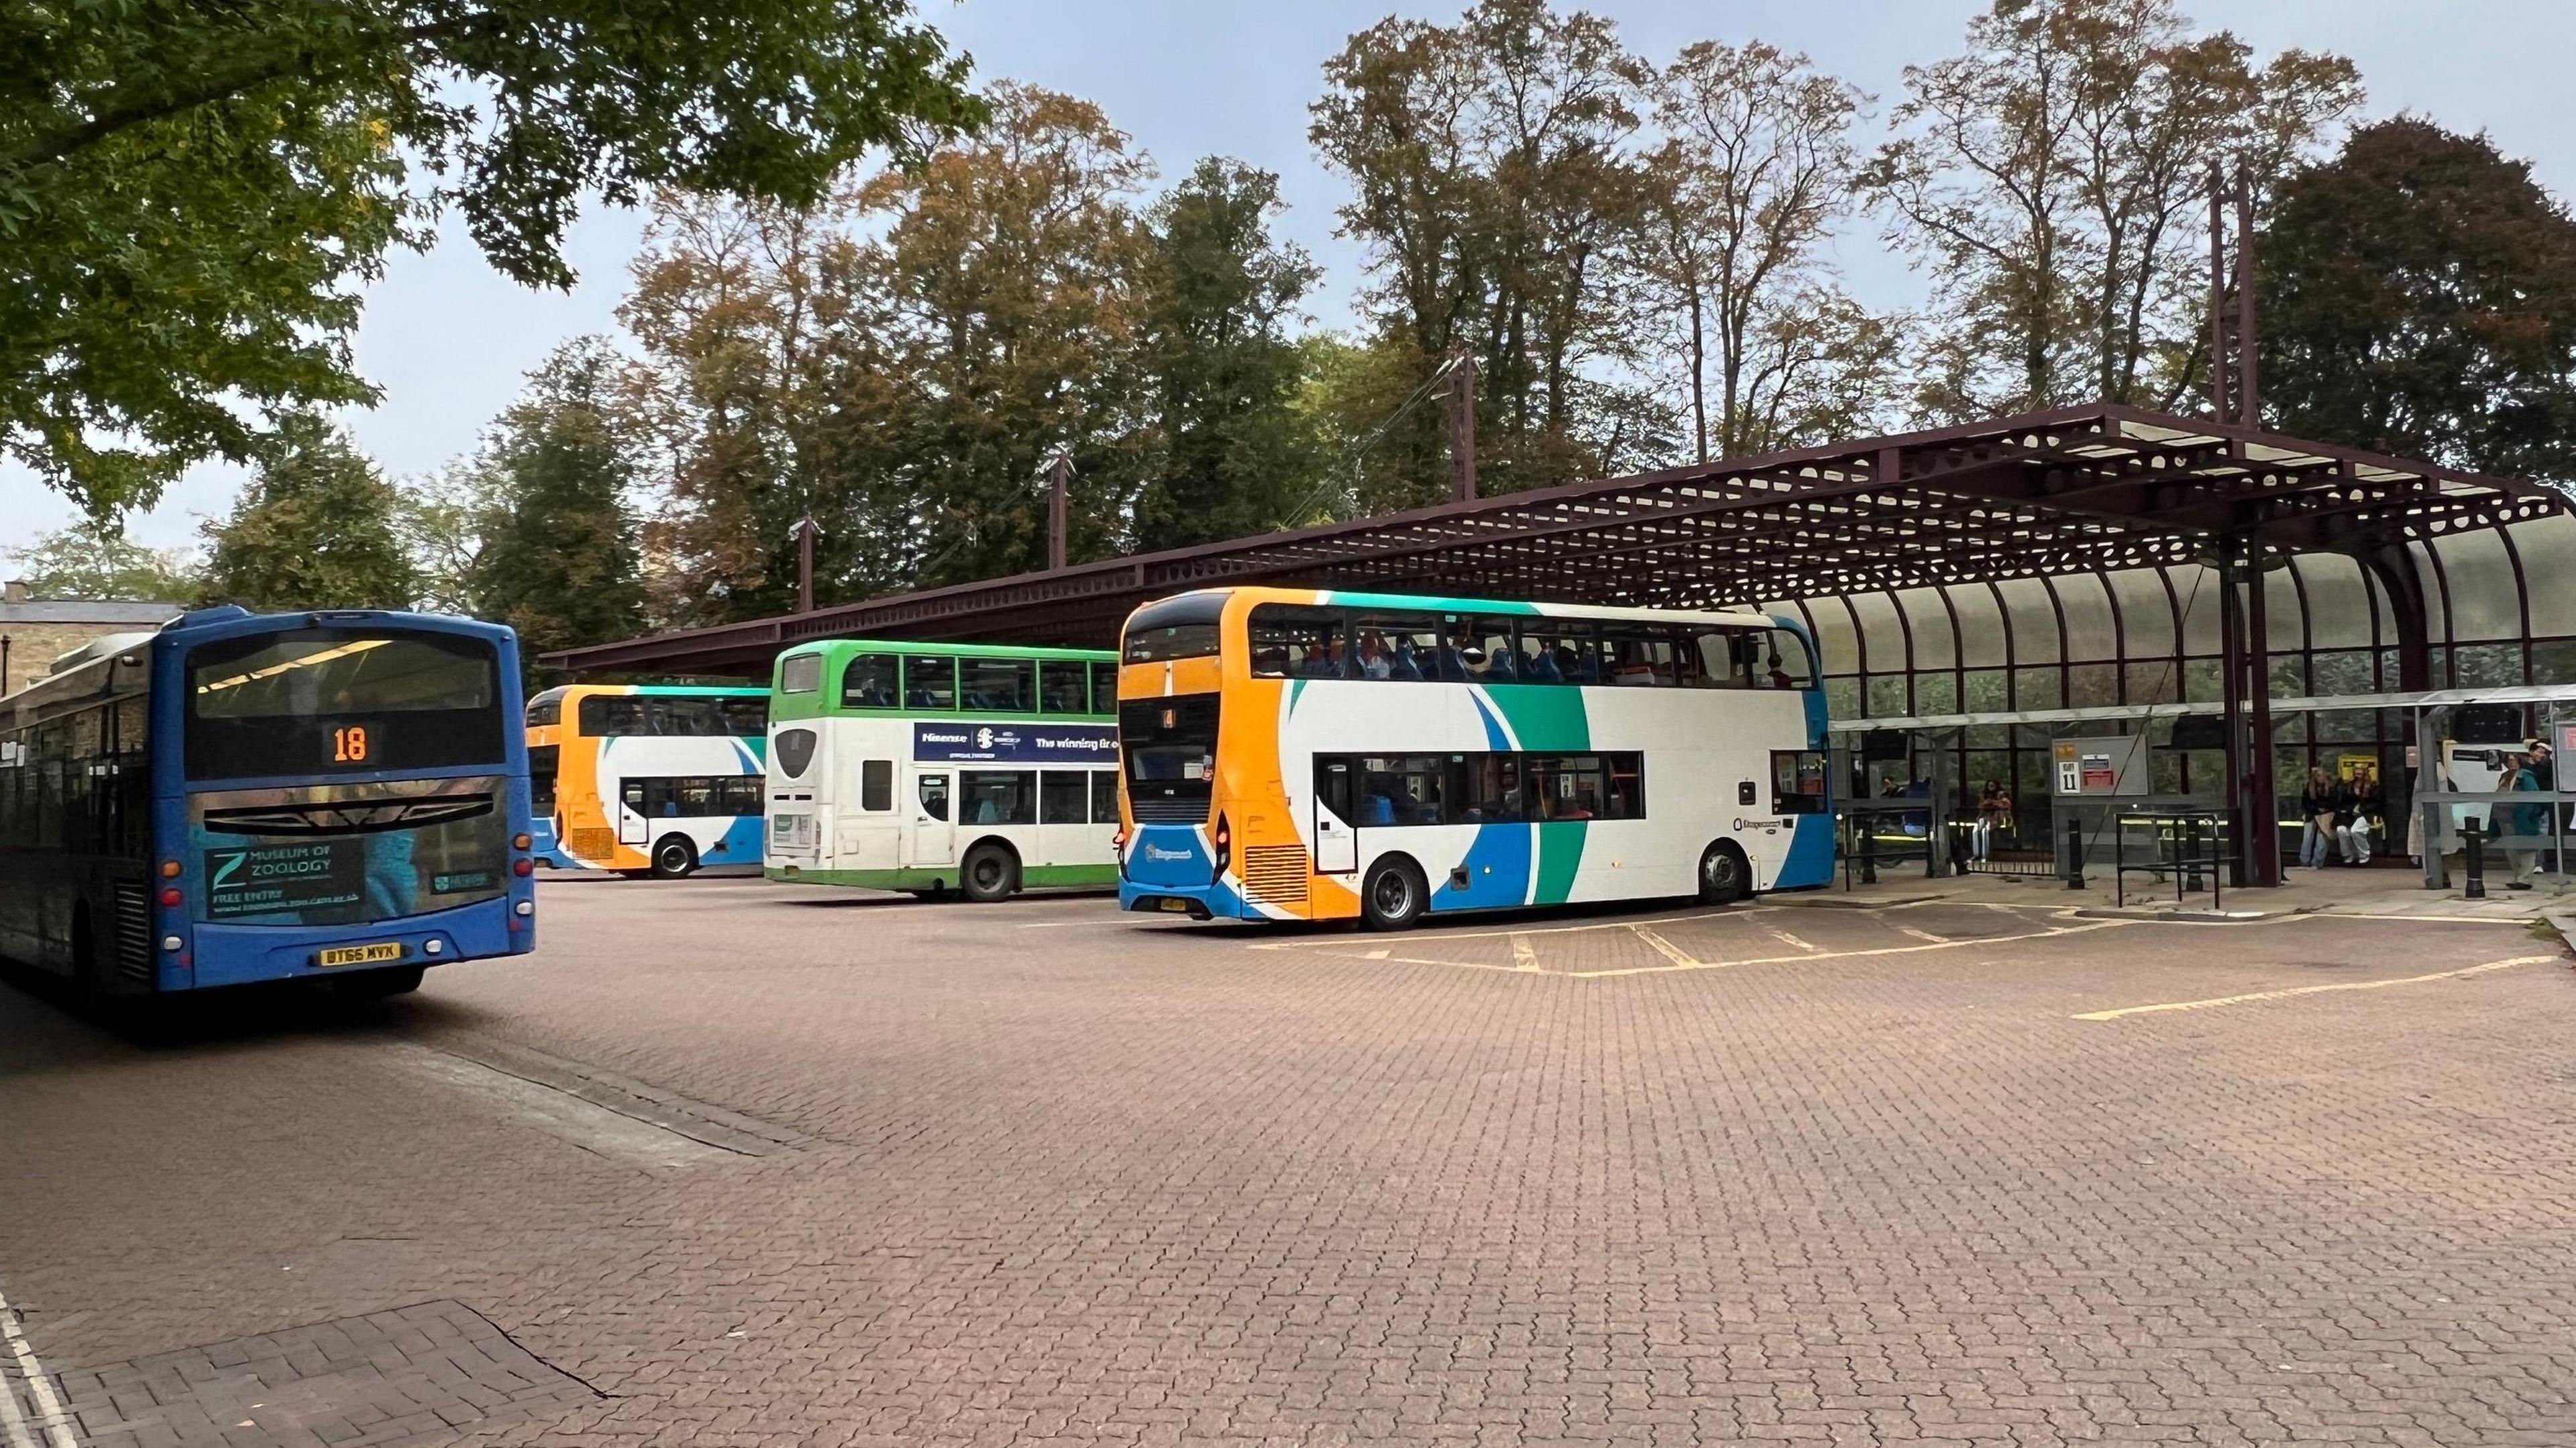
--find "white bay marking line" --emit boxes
[1564,917,2135,979]
[1246,903,1779,951]
[1630,926,1703,968]
[1762,924,1823,953]
[0,1280,76,1448]
[2074,954,2556,1021]
[1509,933,1540,971]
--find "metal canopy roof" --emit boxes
[1826,682,2576,735]
[545,402,2563,678]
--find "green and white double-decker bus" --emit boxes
[763,639,1124,899]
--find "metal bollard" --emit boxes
[2183,816,2205,894]
[2065,815,2086,891]
[1860,819,1880,886]
[2463,817,2486,900]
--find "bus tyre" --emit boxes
[649,836,699,879]
[960,843,1019,903]
[1699,842,1751,905]
[1361,856,1427,932]
[336,965,425,1000]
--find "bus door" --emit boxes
[616,776,648,847]
[908,769,956,868]
[1312,757,1358,875]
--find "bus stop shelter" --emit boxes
[545,402,2564,888]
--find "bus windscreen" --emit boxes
[186,629,506,780]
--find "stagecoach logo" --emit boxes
[1732,818,1784,834]
[1143,844,1194,862]
[914,722,1118,764]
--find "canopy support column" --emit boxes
[2219,538,2249,885]
[2245,547,2283,887]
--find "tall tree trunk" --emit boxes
[1688,286,1708,465]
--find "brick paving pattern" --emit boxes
[3,881,2574,1446]
[41,1300,594,1447]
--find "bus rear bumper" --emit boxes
[1119,886,1216,920]
[186,898,533,991]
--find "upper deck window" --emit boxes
[780,655,822,694]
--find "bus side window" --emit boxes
[1752,623,1813,685]
[1091,769,1122,824]
[906,657,957,712]
[1250,604,1346,679]
[621,779,646,814]
[841,655,898,709]
[963,657,1032,712]
[1087,661,1116,716]
[1040,770,1089,824]
[918,774,951,821]
[1040,661,1089,713]
[861,760,894,812]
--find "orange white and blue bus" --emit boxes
[0,606,537,1004]
[525,684,768,878]
[1114,588,1831,928]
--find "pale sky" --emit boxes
[7,0,2573,555]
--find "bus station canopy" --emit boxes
[543,402,2562,679]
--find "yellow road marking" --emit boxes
[1630,926,1702,968]
[2073,954,2557,1021]
[1509,933,1540,971]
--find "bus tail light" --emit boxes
[1212,814,1231,879]
[512,858,533,877]
[513,832,532,850]
[160,887,182,908]
[160,859,181,879]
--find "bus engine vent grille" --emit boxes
[1240,846,1310,905]
[111,881,154,985]
[570,827,619,862]
[1130,795,1209,824]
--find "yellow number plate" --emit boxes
[1157,898,1193,913]
[317,942,405,968]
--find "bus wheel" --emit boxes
[959,842,1019,902]
[70,908,113,1018]
[335,965,425,1000]
[1698,842,1751,905]
[1360,856,1426,932]
[649,836,700,879]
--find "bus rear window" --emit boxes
[186,629,504,780]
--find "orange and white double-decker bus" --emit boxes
[1114,587,1832,928]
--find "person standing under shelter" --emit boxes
[2531,739,2561,875]
[2299,767,2341,869]
[2501,750,2544,891]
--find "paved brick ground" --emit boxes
[4,879,2575,1446]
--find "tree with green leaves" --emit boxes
[466,340,647,671]
[629,82,1151,621]
[2259,119,2576,488]
[1639,40,1869,461]
[5,0,983,518]
[1312,0,1662,507]
[199,417,417,611]
[1131,159,1324,547]
[1862,0,2359,418]
[2,526,199,603]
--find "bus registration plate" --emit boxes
[317,942,404,968]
